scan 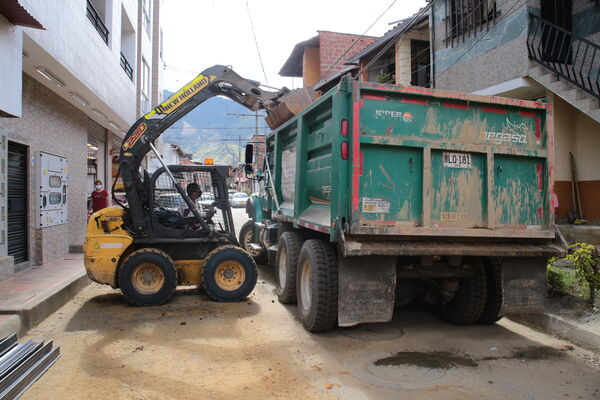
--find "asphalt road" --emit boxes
[20,208,600,400]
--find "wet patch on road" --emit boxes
[374,351,478,369]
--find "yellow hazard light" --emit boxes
[204,158,214,165]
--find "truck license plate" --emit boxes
[443,152,472,168]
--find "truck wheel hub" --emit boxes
[300,260,312,311]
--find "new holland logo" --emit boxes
[122,122,147,150]
[144,74,215,120]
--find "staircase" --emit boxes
[527,13,600,124]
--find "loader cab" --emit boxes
[146,165,237,242]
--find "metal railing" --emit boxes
[86,0,109,45]
[527,13,600,103]
[120,52,133,81]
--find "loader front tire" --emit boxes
[203,245,258,302]
[119,248,177,307]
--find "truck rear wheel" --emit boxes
[478,258,504,324]
[296,240,338,332]
[202,245,258,302]
[275,231,303,304]
[239,221,267,264]
[436,259,487,325]
[119,248,177,306]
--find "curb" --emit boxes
[0,273,90,336]
[509,313,600,353]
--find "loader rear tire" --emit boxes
[202,245,257,302]
[119,248,177,307]
[296,240,338,332]
[275,231,303,304]
[436,258,487,325]
[239,221,268,265]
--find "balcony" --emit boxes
[527,13,600,104]
[120,52,133,81]
[86,0,109,45]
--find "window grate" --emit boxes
[445,0,499,47]
[86,0,109,45]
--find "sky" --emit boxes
[161,0,427,92]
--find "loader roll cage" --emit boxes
[116,65,288,236]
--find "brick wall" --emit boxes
[318,31,378,80]
[0,74,88,266]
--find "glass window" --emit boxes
[49,175,61,188]
[49,192,62,204]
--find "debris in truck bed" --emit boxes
[265,86,318,129]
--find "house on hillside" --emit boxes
[279,31,378,92]
[427,0,600,222]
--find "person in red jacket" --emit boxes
[89,180,109,215]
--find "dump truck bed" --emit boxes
[267,79,554,243]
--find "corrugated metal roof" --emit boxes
[346,8,429,64]
[0,0,44,29]
[279,35,320,77]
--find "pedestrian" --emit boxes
[89,179,109,215]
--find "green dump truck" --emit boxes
[241,76,565,332]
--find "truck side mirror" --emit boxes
[245,164,254,175]
[245,144,254,164]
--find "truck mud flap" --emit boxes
[338,256,396,327]
[501,257,547,315]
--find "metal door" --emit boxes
[7,142,28,264]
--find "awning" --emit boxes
[0,0,44,29]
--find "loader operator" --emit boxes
[178,183,215,228]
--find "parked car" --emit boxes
[231,192,249,208]
[155,193,185,211]
[200,193,214,206]
[228,190,237,200]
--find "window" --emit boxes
[142,0,151,37]
[411,40,431,87]
[445,0,498,47]
[141,57,151,113]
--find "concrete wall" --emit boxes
[0,15,22,117]
[431,0,530,92]
[395,28,429,86]
[0,74,88,265]
[551,93,600,222]
[21,0,137,125]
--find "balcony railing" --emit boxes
[120,52,133,81]
[86,0,109,45]
[527,13,600,103]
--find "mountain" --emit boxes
[161,90,269,165]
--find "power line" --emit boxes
[321,0,399,79]
[245,0,269,85]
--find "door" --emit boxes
[541,0,573,63]
[7,142,28,264]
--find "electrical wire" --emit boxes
[245,0,269,85]
[321,0,399,78]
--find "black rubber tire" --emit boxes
[239,221,268,265]
[202,245,258,302]
[478,257,504,324]
[275,231,303,304]
[436,258,487,325]
[119,248,177,307]
[296,240,338,332]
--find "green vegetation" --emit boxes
[547,243,600,306]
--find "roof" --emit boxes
[0,0,44,29]
[279,36,319,77]
[347,8,430,64]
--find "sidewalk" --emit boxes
[0,253,89,336]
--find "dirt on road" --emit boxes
[20,263,600,400]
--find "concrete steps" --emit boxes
[528,63,600,123]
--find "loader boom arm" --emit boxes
[118,65,286,233]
